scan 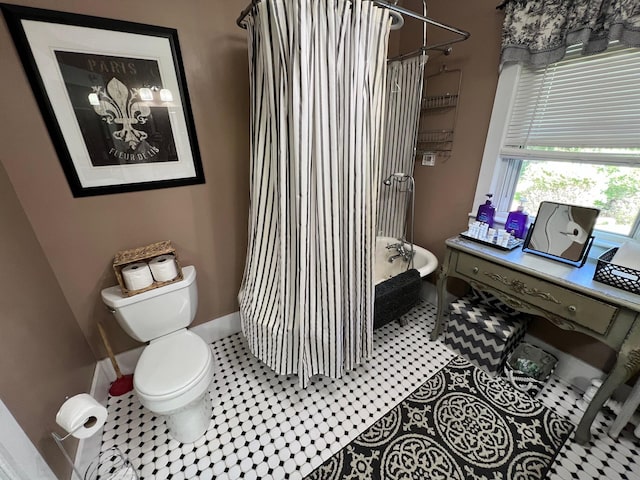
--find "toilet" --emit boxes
[101,265,214,443]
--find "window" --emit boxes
[474,43,640,243]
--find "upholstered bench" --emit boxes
[444,292,530,376]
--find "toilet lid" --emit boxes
[135,330,212,399]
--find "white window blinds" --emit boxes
[503,44,640,160]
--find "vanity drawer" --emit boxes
[454,252,617,335]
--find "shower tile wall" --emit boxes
[99,303,640,480]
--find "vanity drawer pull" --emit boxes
[568,305,577,313]
[472,267,479,274]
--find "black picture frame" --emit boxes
[522,201,600,267]
[1,4,205,197]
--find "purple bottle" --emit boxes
[505,202,529,239]
[476,194,496,227]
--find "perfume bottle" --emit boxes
[476,194,495,227]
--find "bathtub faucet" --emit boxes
[386,242,414,263]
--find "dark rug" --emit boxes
[306,356,574,480]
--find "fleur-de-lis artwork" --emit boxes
[91,78,151,150]
[2,4,204,196]
[53,50,179,167]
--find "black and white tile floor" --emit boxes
[541,376,640,480]
[99,302,640,479]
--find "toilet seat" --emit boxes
[134,330,214,414]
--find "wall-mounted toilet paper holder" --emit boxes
[52,426,138,480]
[51,423,90,479]
[52,392,138,479]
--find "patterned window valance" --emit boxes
[499,0,640,67]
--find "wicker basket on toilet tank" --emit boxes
[113,240,183,297]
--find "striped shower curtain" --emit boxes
[377,56,426,238]
[239,0,390,387]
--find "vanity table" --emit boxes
[432,236,640,444]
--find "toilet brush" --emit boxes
[97,321,134,396]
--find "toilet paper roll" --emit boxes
[149,254,179,282]
[56,394,108,439]
[121,262,154,291]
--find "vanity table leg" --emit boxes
[609,375,640,439]
[431,250,452,341]
[574,336,640,444]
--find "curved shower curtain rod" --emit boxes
[385,0,469,61]
[235,0,470,58]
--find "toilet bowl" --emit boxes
[101,266,214,443]
[135,329,214,443]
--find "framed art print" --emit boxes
[1,4,204,197]
[523,201,600,266]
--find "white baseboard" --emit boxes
[191,311,243,344]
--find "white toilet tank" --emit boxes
[101,265,198,343]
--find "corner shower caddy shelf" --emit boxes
[416,129,454,160]
[421,93,458,110]
[416,66,462,160]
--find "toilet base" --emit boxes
[163,392,212,443]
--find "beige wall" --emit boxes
[400,0,615,370]
[0,0,252,357]
[400,0,503,262]
[0,161,95,478]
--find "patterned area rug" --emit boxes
[306,356,574,480]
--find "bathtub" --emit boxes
[373,236,439,329]
[374,236,438,285]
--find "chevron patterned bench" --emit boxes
[444,295,530,376]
